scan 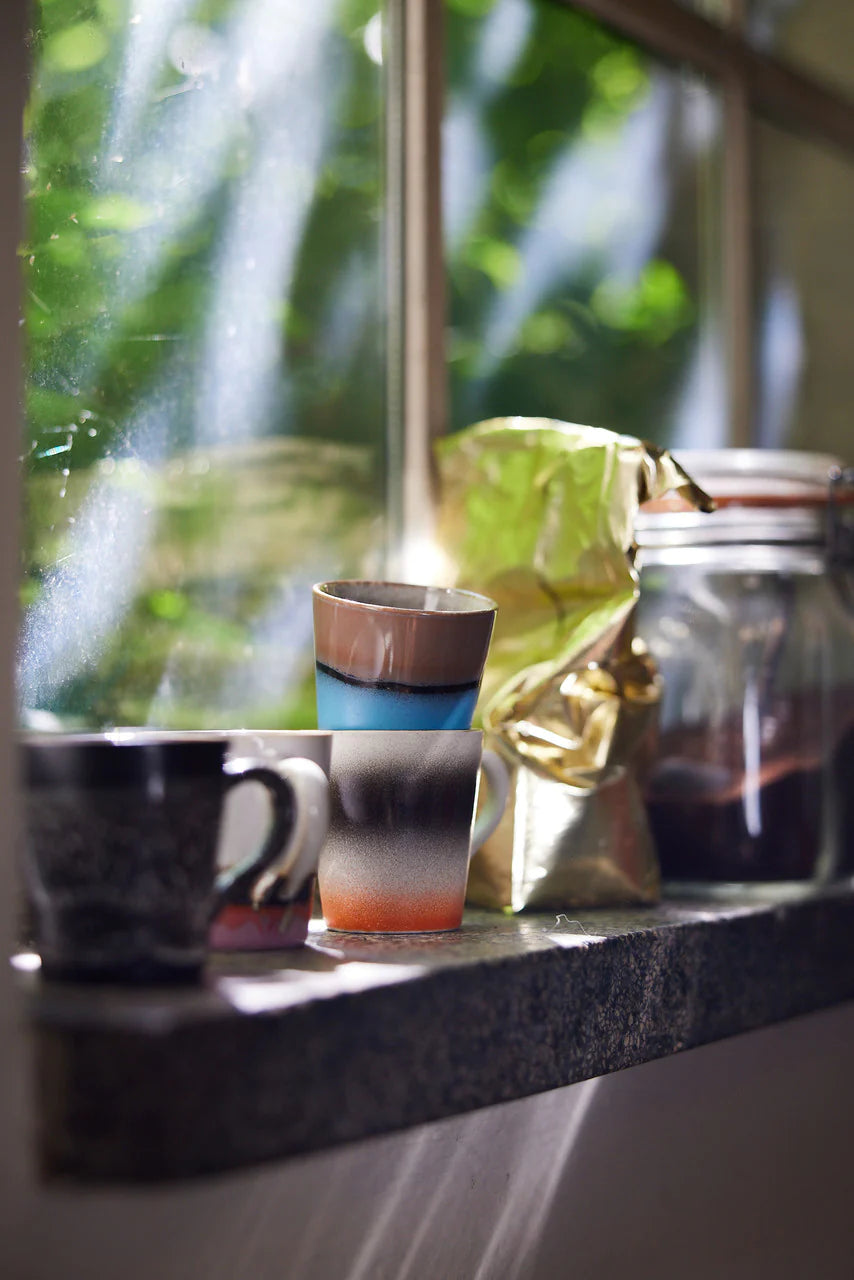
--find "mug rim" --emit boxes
[20,731,227,786]
[313,580,496,617]
[109,728,332,741]
[329,728,483,740]
[20,729,332,744]
[20,730,226,746]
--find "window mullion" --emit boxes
[385,0,406,569]
[394,0,446,577]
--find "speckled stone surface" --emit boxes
[25,883,854,1182]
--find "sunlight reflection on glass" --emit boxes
[444,0,725,451]
[472,80,673,382]
[22,0,387,728]
[443,0,531,250]
[362,12,383,67]
[756,276,804,448]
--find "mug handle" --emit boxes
[211,757,326,917]
[245,757,330,906]
[470,748,510,858]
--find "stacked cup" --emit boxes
[313,581,509,933]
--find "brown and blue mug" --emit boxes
[20,733,301,982]
[312,580,497,731]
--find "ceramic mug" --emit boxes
[312,580,497,731]
[125,729,332,950]
[20,734,305,982]
[209,730,331,950]
[318,730,510,932]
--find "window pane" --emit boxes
[748,1,854,100]
[444,0,726,451]
[753,121,854,457]
[22,0,387,729]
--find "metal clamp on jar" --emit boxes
[635,451,854,891]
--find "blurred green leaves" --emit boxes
[22,0,714,729]
[446,0,711,440]
[591,47,647,108]
[447,0,497,16]
[466,236,522,288]
[79,195,155,231]
[583,47,648,137]
[591,261,694,343]
[518,310,583,356]
[146,589,188,622]
[22,0,387,728]
[43,21,109,73]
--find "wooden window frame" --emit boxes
[397,0,854,548]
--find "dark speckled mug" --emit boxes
[21,734,297,983]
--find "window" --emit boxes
[753,121,854,450]
[22,0,388,729]
[441,0,854,462]
[20,0,854,730]
[444,0,725,447]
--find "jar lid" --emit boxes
[636,449,853,549]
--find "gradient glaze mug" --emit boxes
[312,581,497,730]
[20,734,303,982]
[318,730,509,932]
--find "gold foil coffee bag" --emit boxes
[435,417,711,911]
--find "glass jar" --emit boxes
[634,450,854,888]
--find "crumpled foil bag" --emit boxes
[434,417,712,911]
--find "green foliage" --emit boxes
[79,194,154,231]
[518,310,583,357]
[591,261,694,342]
[43,21,110,73]
[146,589,188,622]
[22,0,711,728]
[447,0,497,17]
[446,0,706,441]
[22,0,386,727]
[465,236,522,289]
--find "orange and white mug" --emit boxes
[318,730,508,933]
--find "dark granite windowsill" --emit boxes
[24,883,854,1183]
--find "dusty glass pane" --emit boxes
[753,121,854,457]
[443,0,726,451]
[748,1,854,100]
[22,0,387,729]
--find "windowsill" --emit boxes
[24,883,854,1184]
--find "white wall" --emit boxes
[5,1003,854,1280]
[3,7,854,1279]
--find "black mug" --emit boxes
[20,734,296,982]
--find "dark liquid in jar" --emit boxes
[644,689,854,882]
